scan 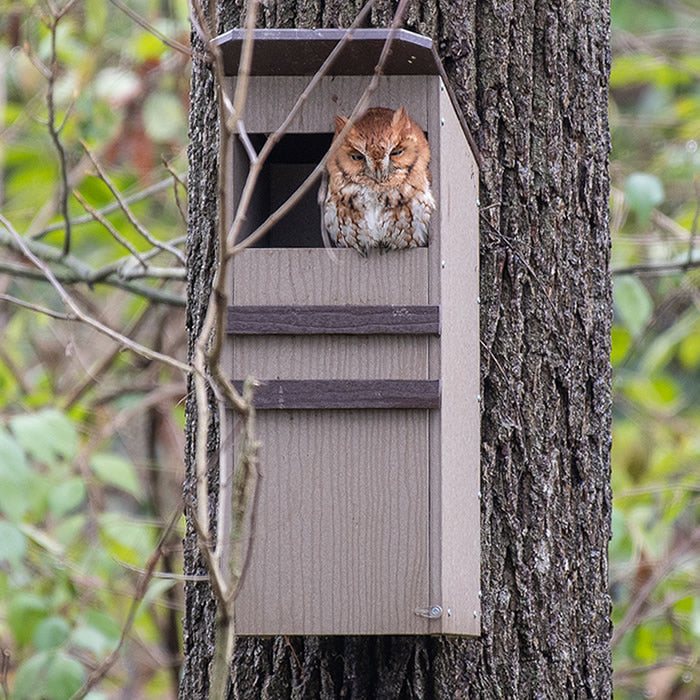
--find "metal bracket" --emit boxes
[414,605,443,619]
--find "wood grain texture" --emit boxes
[234,409,433,635]
[230,379,440,409]
[231,248,429,305]
[435,78,481,635]
[232,334,428,380]
[226,305,440,335]
[228,75,430,134]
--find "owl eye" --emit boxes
[349,153,364,161]
[390,148,405,157]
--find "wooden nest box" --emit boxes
[215,28,480,636]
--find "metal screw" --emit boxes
[440,118,445,126]
[447,608,452,617]
[476,296,481,304]
[478,590,483,599]
[441,260,446,268]
[473,610,478,618]
[476,394,482,402]
[477,491,482,500]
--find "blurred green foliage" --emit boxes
[610,1,699,697]
[1,1,189,697]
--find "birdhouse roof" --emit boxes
[212,28,481,168]
[213,28,442,77]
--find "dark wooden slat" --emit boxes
[227,305,440,335]
[232,380,440,409]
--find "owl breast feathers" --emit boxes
[324,107,435,255]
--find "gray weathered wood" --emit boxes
[226,305,440,335]
[434,77,480,635]
[231,248,429,305]
[232,334,429,380]
[228,75,430,135]
[230,379,440,409]
[234,409,432,636]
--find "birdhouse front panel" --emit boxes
[218,29,480,636]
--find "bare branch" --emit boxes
[108,0,192,56]
[33,176,182,239]
[611,258,700,276]
[72,189,148,267]
[44,8,73,256]
[70,507,183,700]
[0,228,186,306]
[80,142,186,264]
[162,157,189,225]
[0,292,75,320]
[0,214,191,374]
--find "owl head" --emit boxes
[330,107,431,190]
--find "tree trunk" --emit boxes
[182,1,613,697]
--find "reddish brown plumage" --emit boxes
[324,107,435,255]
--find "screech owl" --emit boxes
[324,107,435,255]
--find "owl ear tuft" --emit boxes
[391,107,410,130]
[334,115,348,135]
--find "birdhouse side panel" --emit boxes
[436,79,481,635]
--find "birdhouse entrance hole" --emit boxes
[234,133,332,247]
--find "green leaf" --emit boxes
[143,92,187,143]
[0,430,32,520]
[71,623,118,658]
[45,654,85,700]
[0,428,28,473]
[613,276,653,336]
[10,409,78,464]
[8,592,50,646]
[13,652,52,700]
[49,477,86,518]
[624,172,664,223]
[14,650,85,700]
[0,520,26,568]
[90,453,141,500]
[610,326,632,366]
[33,617,71,650]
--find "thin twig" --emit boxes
[611,259,700,276]
[33,176,182,238]
[72,189,148,267]
[0,258,185,306]
[44,7,73,256]
[226,0,377,252]
[108,0,191,56]
[70,507,183,700]
[80,142,186,264]
[611,527,700,647]
[162,157,189,225]
[0,292,75,320]
[0,214,191,373]
[62,300,158,410]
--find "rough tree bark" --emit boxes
[182,0,613,697]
